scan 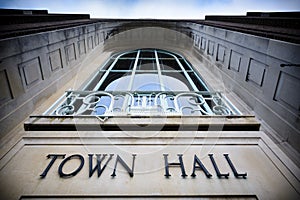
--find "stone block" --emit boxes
[86,24,96,33]
[246,59,267,86]
[217,44,226,62]
[268,40,300,63]
[0,69,13,104]
[208,40,215,56]
[18,34,49,53]
[49,49,63,72]
[95,33,100,46]
[65,43,76,63]
[229,50,242,72]
[274,71,300,111]
[0,39,20,59]
[194,34,200,47]
[200,37,206,50]
[78,39,86,56]
[87,36,94,50]
[18,57,43,89]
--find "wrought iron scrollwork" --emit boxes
[48,91,240,116]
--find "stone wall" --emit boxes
[0,22,119,136]
[187,22,300,153]
[0,20,299,199]
[0,19,299,155]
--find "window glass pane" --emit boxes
[100,59,114,70]
[137,59,157,71]
[93,96,112,115]
[177,96,203,115]
[157,52,174,59]
[112,59,135,70]
[101,72,131,91]
[159,59,182,71]
[120,52,137,59]
[178,59,192,70]
[112,51,137,59]
[139,51,155,58]
[132,73,160,91]
[132,93,156,107]
[187,72,208,91]
[161,75,190,91]
[85,71,106,90]
[161,71,194,91]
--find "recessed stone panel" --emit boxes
[0,70,13,103]
[246,59,267,86]
[95,33,100,46]
[78,39,86,55]
[100,32,105,42]
[229,50,242,72]
[104,32,108,41]
[217,44,226,62]
[207,40,215,56]
[274,71,300,111]
[49,49,63,72]
[200,37,206,50]
[194,34,200,47]
[65,43,76,62]
[19,57,43,89]
[87,36,94,50]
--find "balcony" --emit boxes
[44,90,241,116]
[24,90,260,132]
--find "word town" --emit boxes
[40,153,247,179]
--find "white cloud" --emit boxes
[87,0,300,19]
[1,0,299,19]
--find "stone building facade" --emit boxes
[0,9,299,199]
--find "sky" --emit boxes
[0,0,299,19]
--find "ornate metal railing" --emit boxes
[44,90,241,116]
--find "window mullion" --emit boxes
[154,50,165,91]
[127,50,140,91]
[173,55,213,114]
[121,50,140,113]
[173,56,198,91]
[82,58,111,90]
[181,59,209,91]
[93,54,123,91]
[155,50,168,113]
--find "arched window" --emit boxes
[51,49,240,116]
